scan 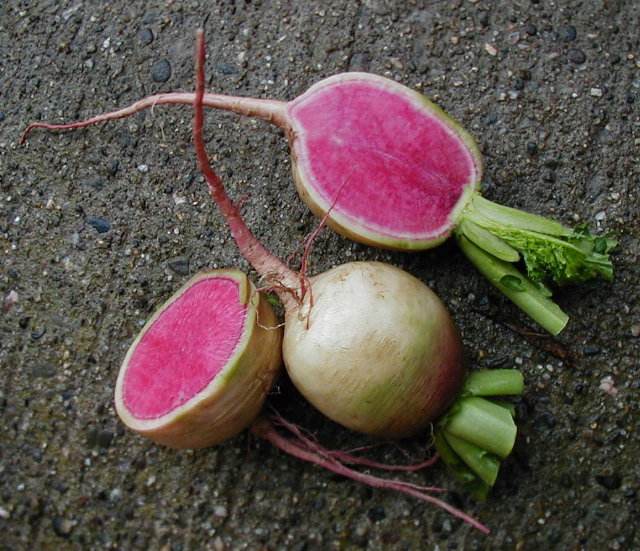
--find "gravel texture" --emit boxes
[1,1,639,550]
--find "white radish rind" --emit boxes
[115,269,283,449]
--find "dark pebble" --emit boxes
[567,49,586,64]
[349,53,371,72]
[85,216,111,233]
[151,59,172,82]
[542,170,556,183]
[217,63,239,75]
[167,257,190,275]
[583,344,601,355]
[516,68,532,81]
[79,176,105,191]
[52,518,73,538]
[86,427,114,449]
[367,506,386,522]
[524,23,537,36]
[107,160,119,176]
[30,328,46,340]
[96,430,114,448]
[139,28,154,45]
[561,24,577,42]
[596,473,621,490]
[526,142,539,156]
[0,111,5,122]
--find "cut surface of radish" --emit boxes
[122,276,247,419]
[287,73,482,249]
[115,269,283,449]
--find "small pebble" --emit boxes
[484,43,498,56]
[526,142,539,156]
[151,59,172,82]
[167,257,190,275]
[568,49,586,64]
[349,53,371,72]
[524,23,537,36]
[85,216,112,234]
[79,176,105,191]
[139,28,154,45]
[107,160,119,175]
[52,518,74,538]
[367,506,386,522]
[0,111,5,122]
[596,473,621,490]
[583,344,601,355]
[217,63,239,75]
[560,24,577,42]
[213,505,228,518]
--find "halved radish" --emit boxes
[115,269,282,449]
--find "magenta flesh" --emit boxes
[123,277,247,419]
[288,76,481,244]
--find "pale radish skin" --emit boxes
[114,269,283,449]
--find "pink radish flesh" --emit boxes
[123,277,247,419]
[288,79,478,240]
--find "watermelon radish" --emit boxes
[190,30,523,515]
[20,29,527,533]
[21,67,615,335]
[114,269,283,449]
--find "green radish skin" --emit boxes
[115,269,283,449]
[283,262,465,437]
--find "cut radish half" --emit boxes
[115,269,282,449]
[286,73,482,249]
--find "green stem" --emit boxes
[457,234,569,335]
[434,369,524,499]
[454,189,615,334]
[443,397,516,458]
[434,431,491,500]
[462,369,525,397]
[442,432,500,487]
[458,191,615,286]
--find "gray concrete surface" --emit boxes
[1,1,639,549]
